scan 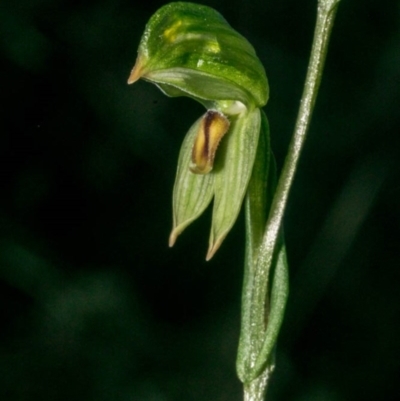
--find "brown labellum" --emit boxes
[190,110,230,174]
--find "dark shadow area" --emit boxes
[1,0,399,400]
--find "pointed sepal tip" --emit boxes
[169,230,178,248]
[205,235,226,261]
[127,56,145,84]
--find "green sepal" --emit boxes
[169,115,214,247]
[207,108,261,260]
[170,108,263,260]
[149,69,254,111]
[129,2,268,109]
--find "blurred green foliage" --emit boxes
[0,0,399,400]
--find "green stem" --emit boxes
[243,369,272,401]
[237,111,271,383]
[257,0,341,276]
[238,0,341,399]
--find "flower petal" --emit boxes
[207,108,261,260]
[169,115,215,247]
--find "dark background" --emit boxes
[1,0,399,400]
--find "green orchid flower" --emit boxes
[127,1,341,398]
[128,2,269,260]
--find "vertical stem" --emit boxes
[239,1,341,400]
[243,369,272,401]
[257,0,341,292]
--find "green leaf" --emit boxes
[250,240,289,380]
[236,112,289,383]
[236,111,270,381]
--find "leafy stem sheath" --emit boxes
[238,1,341,400]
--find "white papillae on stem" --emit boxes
[242,0,341,400]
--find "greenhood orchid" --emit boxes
[128,2,269,260]
[127,1,341,398]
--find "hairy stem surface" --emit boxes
[239,1,341,399]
